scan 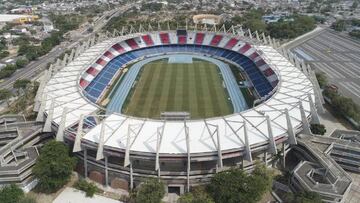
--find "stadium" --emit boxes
[34,27,322,194]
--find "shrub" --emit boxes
[136,178,165,203]
[0,184,24,203]
[74,179,99,197]
[311,124,326,135]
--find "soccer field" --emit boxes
[122,59,233,119]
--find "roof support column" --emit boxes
[255,30,260,41]
[248,29,253,39]
[308,94,320,124]
[216,125,223,169]
[36,93,47,122]
[56,107,67,142]
[262,33,268,44]
[285,108,297,145]
[43,98,54,132]
[243,122,253,162]
[73,114,84,152]
[130,162,134,190]
[266,116,277,155]
[96,122,106,160]
[105,155,109,187]
[84,147,88,178]
[299,101,311,135]
[185,123,190,192]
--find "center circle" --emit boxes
[104,54,250,119]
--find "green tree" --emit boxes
[316,72,327,88]
[14,79,31,92]
[33,141,77,193]
[207,165,272,203]
[0,184,24,203]
[332,20,347,31]
[74,179,100,197]
[293,191,322,203]
[0,89,13,106]
[0,51,9,59]
[136,178,165,203]
[16,58,29,69]
[178,186,214,203]
[310,124,326,135]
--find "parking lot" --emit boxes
[288,29,360,104]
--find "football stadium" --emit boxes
[34,27,323,193]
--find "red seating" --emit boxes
[263,68,275,77]
[256,60,266,67]
[195,33,205,44]
[238,43,251,54]
[248,52,259,60]
[86,67,98,76]
[271,80,279,87]
[79,78,89,88]
[210,35,223,46]
[178,36,187,44]
[141,35,154,46]
[125,38,139,49]
[159,33,170,44]
[112,44,124,53]
[224,38,238,49]
[96,58,106,66]
[103,51,114,59]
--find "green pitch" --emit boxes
[122,59,233,119]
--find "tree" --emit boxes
[207,165,272,203]
[315,72,327,88]
[0,89,13,106]
[292,191,322,203]
[178,186,214,203]
[74,179,100,197]
[136,178,165,203]
[33,141,77,193]
[310,124,326,135]
[332,20,347,31]
[14,79,31,95]
[16,58,29,69]
[0,184,24,203]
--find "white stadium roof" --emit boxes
[41,31,316,155]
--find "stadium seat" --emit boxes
[224,38,239,49]
[159,33,170,44]
[141,35,154,46]
[195,33,205,44]
[210,35,223,46]
[125,38,139,50]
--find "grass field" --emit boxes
[122,59,233,119]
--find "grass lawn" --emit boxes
[122,59,233,119]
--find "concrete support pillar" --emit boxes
[96,122,105,160]
[56,107,67,142]
[299,101,311,135]
[314,88,325,114]
[264,151,268,166]
[36,93,47,122]
[73,115,84,152]
[130,162,134,190]
[216,126,223,169]
[33,70,47,112]
[266,116,277,155]
[255,30,260,41]
[268,35,273,47]
[69,49,75,62]
[282,143,286,169]
[43,98,55,132]
[262,32,268,44]
[308,93,320,124]
[285,109,297,145]
[243,121,253,162]
[105,156,109,187]
[248,29,253,39]
[84,147,88,178]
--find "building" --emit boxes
[33,25,323,194]
[0,14,39,24]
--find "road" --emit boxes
[0,4,133,91]
[285,28,360,104]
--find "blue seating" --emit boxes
[84,44,273,102]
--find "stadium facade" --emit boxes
[33,26,324,193]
